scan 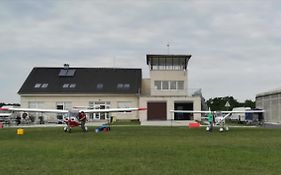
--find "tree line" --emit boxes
[206,96,255,111]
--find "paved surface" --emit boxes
[262,122,281,128]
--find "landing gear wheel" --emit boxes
[219,127,224,132]
[225,126,229,131]
[206,127,210,131]
[64,127,67,132]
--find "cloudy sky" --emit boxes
[1,0,281,103]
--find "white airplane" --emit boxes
[0,106,146,132]
[0,113,12,117]
[170,109,264,132]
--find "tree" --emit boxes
[243,99,255,109]
[206,96,255,111]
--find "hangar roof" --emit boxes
[256,88,281,98]
[18,66,142,95]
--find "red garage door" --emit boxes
[147,102,167,120]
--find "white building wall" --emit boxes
[20,94,140,120]
[150,70,188,96]
[141,79,151,96]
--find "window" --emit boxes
[124,84,130,89]
[67,69,76,76]
[63,84,69,88]
[56,102,72,110]
[117,83,123,89]
[178,81,184,90]
[69,84,76,88]
[59,69,76,77]
[117,83,130,90]
[170,81,177,90]
[154,80,185,90]
[34,83,49,88]
[97,83,103,89]
[28,101,44,108]
[41,83,48,88]
[162,81,169,90]
[89,101,110,120]
[159,59,165,70]
[34,83,41,88]
[117,101,132,108]
[59,69,67,76]
[154,81,161,90]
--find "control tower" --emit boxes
[146,54,191,96]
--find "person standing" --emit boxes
[79,111,87,132]
[207,113,214,132]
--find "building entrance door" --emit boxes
[174,102,193,120]
[147,102,167,120]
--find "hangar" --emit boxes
[18,54,202,124]
[256,89,281,123]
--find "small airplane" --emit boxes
[170,109,264,132]
[0,106,146,132]
[0,113,12,117]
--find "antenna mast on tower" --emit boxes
[167,42,170,54]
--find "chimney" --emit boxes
[64,64,69,69]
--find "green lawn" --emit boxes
[1,126,281,175]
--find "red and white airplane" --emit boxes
[0,106,146,132]
[170,109,264,132]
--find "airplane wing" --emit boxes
[217,110,265,122]
[0,107,68,113]
[221,110,265,113]
[170,110,212,114]
[0,107,146,114]
[170,110,265,123]
[81,107,146,113]
[170,110,264,114]
[0,113,12,116]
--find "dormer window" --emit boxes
[34,83,48,89]
[69,84,76,88]
[59,69,76,77]
[34,83,41,88]
[41,83,48,88]
[63,84,69,88]
[124,84,130,89]
[117,83,124,89]
[62,83,76,89]
[97,83,103,90]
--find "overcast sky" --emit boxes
[1,0,281,103]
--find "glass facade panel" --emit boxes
[170,81,177,90]
[162,81,169,90]
[178,81,184,90]
[154,81,161,90]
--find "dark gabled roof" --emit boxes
[18,67,142,95]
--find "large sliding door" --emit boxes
[147,102,167,120]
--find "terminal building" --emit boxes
[18,54,202,124]
[256,89,281,123]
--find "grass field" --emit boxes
[1,126,281,175]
